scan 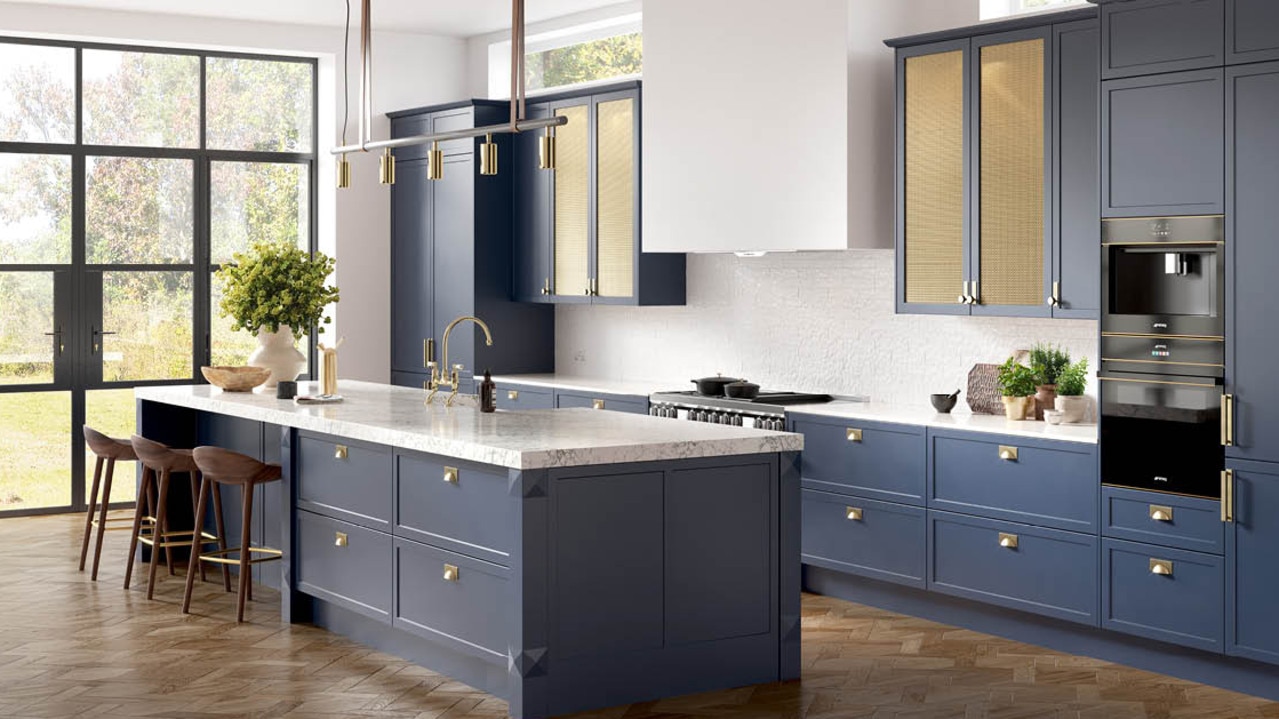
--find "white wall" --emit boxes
[0,2,468,383]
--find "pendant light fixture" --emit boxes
[333,0,566,187]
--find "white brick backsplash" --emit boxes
[555,250,1099,406]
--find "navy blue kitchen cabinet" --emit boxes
[1099,0,1225,79]
[388,102,554,387]
[1102,538,1225,652]
[1228,0,1279,65]
[789,414,926,505]
[1226,460,1279,665]
[296,509,394,624]
[801,489,927,589]
[553,389,648,415]
[512,83,685,307]
[1101,69,1225,217]
[890,11,1100,319]
[1226,62,1279,465]
[1102,485,1225,554]
[494,382,555,410]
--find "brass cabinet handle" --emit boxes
[443,466,459,484]
[335,532,348,548]
[1150,558,1173,576]
[1149,505,1173,522]
[970,280,980,305]
[958,280,971,305]
[999,532,1019,549]
[541,278,551,296]
[846,428,863,443]
[998,446,1018,461]
[592,399,606,410]
[1222,469,1234,523]
[334,445,349,460]
[508,390,519,401]
[1221,394,1235,447]
[424,338,435,368]
[846,507,863,521]
[443,564,459,582]
[1047,281,1061,308]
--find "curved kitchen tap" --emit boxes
[427,315,494,406]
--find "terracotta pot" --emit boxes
[1002,396,1033,421]
[1055,395,1088,424]
[1034,384,1057,421]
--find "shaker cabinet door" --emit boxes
[550,99,592,302]
[513,103,553,303]
[593,92,638,301]
[1226,462,1279,665]
[1053,19,1101,319]
[390,157,432,375]
[1228,0,1279,65]
[432,154,477,386]
[1101,0,1226,79]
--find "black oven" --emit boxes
[1102,216,1224,338]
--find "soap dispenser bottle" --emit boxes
[480,370,496,413]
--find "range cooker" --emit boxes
[648,390,835,431]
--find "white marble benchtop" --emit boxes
[135,380,802,471]
[789,402,1099,445]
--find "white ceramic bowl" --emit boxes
[1042,409,1064,425]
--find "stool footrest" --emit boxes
[197,546,283,566]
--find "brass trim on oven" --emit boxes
[1097,376,1217,388]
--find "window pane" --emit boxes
[83,50,200,148]
[85,389,138,503]
[211,162,309,265]
[526,33,642,92]
[207,58,313,152]
[0,391,71,511]
[0,272,56,385]
[0,43,75,144]
[0,153,71,264]
[101,271,193,382]
[86,157,194,264]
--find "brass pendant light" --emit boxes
[379,147,395,185]
[427,141,444,181]
[480,134,499,176]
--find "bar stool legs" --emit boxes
[78,455,104,572]
[80,427,138,581]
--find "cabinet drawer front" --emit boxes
[495,384,554,410]
[432,108,477,156]
[394,453,514,565]
[1229,0,1279,64]
[296,433,393,530]
[1102,486,1224,554]
[297,511,392,623]
[1102,0,1225,79]
[930,433,1098,532]
[555,391,648,415]
[394,538,509,661]
[793,417,926,505]
[929,511,1099,625]
[1103,538,1224,652]
[802,489,926,588]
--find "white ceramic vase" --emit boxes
[1055,395,1089,424]
[248,325,306,389]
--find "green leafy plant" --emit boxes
[1030,342,1071,386]
[1056,358,1090,397]
[998,356,1038,398]
[215,241,339,337]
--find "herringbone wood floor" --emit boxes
[2,514,1277,718]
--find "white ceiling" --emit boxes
[0,0,633,37]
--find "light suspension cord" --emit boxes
[341,0,350,146]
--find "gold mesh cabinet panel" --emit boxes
[596,98,636,298]
[978,39,1045,307]
[554,105,590,297]
[905,50,967,305]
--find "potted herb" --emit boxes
[1054,358,1090,424]
[1030,343,1071,421]
[215,241,340,389]
[997,356,1038,421]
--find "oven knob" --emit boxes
[733,415,744,427]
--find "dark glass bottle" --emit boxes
[480,370,496,413]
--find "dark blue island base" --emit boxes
[138,399,801,719]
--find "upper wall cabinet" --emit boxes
[1229,0,1279,64]
[642,0,851,253]
[1100,0,1225,79]
[892,13,1099,319]
[513,84,685,306]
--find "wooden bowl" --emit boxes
[201,366,271,392]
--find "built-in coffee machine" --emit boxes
[1100,216,1225,499]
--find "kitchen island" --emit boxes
[134,381,803,719]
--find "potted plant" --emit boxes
[997,356,1038,421]
[1054,358,1090,424]
[1030,342,1071,421]
[215,241,340,389]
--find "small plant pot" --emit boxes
[1034,384,1057,421]
[1055,395,1088,424]
[1002,396,1034,421]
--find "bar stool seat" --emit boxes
[80,427,139,581]
[186,446,284,623]
[126,435,229,599]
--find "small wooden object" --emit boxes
[201,366,271,392]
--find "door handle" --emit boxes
[1222,469,1234,523]
[91,326,116,355]
[43,326,65,356]
[1221,394,1235,447]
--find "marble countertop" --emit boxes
[789,402,1098,444]
[490,373,682,397]
[135,381,802,470]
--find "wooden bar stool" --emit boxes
[126,435,229,599]
[80,427,138,581]
[186,447,283,623]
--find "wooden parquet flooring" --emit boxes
[1,514,1277,719]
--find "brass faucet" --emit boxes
[427,315,494,406]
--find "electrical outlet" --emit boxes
[573,350,586,364]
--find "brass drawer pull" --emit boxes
[443,564,459,582]
[1222,469,1234,523]
[846,507,863,521]
[592,399,606,410]
[998,532,1019,549]
[443,466,459,484]
[998,446,1018,461]
[508,390,519,401]
[334,445,349,460]
[1150,558,1173,576]
[335,532,348,548]
[846,428,863,443]
[1149,505,1173,522]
